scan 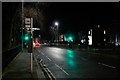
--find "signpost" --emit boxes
[25,17,40,72]
[25,17,33,72]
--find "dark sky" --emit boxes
[44,2,119,34]
[2,2,119,42]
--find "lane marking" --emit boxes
[37,55,39,58]
[41,52,44,55]
[98,62,116,69]
[55,51,58,53]
[38,50,44,55]
[40,59,43,63]
[46,56,52,61]
[55,64,69,75]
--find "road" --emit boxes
[34,45,119,79]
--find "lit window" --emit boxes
[104,30,106,34]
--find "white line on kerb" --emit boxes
[46,68,56,79]
[46,56,51,61]
[98,62,116,69]
[55,64,69,75]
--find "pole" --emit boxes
[22,0,24,52]
[30,18,33,72]
[57,25,59,46]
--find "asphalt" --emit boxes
[35,46,119,79]
[2,49,45,80]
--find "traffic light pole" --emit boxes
[25,17,40,73]
[22,1,24,52]
[30,18,33,72]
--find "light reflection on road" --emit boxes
[66,50,77,69]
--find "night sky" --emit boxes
[44,2,119,33]
[2,2,119,49]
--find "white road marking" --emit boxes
[43,64,56,79]
[46,56,52,61]
[55,51,58,53]
[38,50,44,55]
[55,64,69,75]
[41,52,44,55]
[40,59,43,63]
[46,68,56,79]
[98,62,116,69]
[37,55,39,58]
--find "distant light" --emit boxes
[104,38,106,41]
[55,22,59,26]
[69,37,72,40]
[71,40,73,42]
[25,36,29,40]
[64,36,67,41]
[98,25,100,28]
[90,29,92,36]
[24,34,30,41]
[11,38,13,42]
[67,36,73,42]
[104,30,106,34]
[81,39,84,43]
[61,35,63,38]
[88,31,91,35]
[115,43,119,46]
[88,36,92,45]
[39,35,41,37]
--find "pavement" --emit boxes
[2,49,45,80]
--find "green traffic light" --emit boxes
[67,36,73,42]
[24,34,30,41]
[69,37,72,40]
[25,36,29,40]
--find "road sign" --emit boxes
[25,18,31,32]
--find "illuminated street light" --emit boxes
[54,21,59,46]
[55,22,59,26]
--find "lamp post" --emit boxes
[54,22,59,46]
[21,0,24,52]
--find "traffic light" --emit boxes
[24,33,32,53]
[24,34,30,41]
[67,36,73,42]
[69,36,73,41]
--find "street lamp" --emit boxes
[55,22,59,26]
[54,21,59,46]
